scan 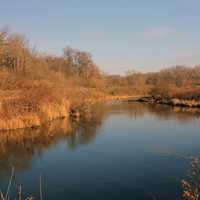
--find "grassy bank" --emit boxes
[0,98,70,130]
[136,94,200,108]
[0,29,144,130]
[1,29,200,130]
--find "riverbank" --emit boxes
[2,93,200,131]
[0,95,140,131]
[0,99,70,131]
[135,95,200,108]
[1,99,199,200]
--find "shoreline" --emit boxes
[0,95,140,131]
[2,94,199,131]
[0,99,70,131]
[135,95,200,108]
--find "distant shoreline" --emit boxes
[134,95,200,108]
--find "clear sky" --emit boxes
[1,0,200,74]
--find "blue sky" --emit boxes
[1,0,200,74]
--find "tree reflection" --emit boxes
[0,119,73,178]
[107,102,200,123]
[0,102,199,178]
[0,104,107,177]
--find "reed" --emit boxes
[182,157,200,200]
[0,167,34,200]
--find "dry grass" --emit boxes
[0,67,71,130]
[0,168,34,200]
[182,157,200,200]
[1,29,200,130]
[0,100,70,130]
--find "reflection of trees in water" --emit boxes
[0,102,199,177]
[107,102,200,123]
[0,119,73,178]
[145,104,200,123]
[107,102,147,119]
[66,105,107,148]
[67,122,101,149]
[0,104,107,177]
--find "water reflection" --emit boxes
[0,119,72,177]
[0,104,107,177]
[107,102,200,123]
[0,102,199,178]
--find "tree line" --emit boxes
[1,28,200,104]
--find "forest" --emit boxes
[0,29,200,130]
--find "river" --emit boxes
[0,102,200,200]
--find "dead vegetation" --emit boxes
[0,28,200,129]
[182,157,200,200]
[0,167,44,200]
[0,29,105,130]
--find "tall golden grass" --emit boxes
[1,29,200,130]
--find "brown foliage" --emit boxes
[1,28,200,129]
[145,66,200,99]
[182,157,200,200]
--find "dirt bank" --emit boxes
[136,96,200,108]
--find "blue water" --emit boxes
[0,102,200,200]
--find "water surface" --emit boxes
[0,102,200,200]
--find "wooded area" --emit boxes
[0,29,200,129]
